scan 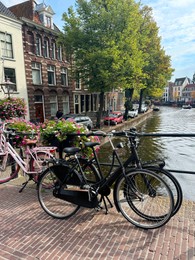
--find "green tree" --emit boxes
[59,1,173,124]
[138,6,174,105]
[59,0,146,127]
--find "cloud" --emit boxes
[141,0,195,80]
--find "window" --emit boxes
[57,46,62,60]
[80,95,85,112]
[50,95,57,117]
[34,95,43,102]
[4,68,16,83]
[43,38,49,58]
[86,95,91,111]
[74,94,80,114]
[76,73,81,89]
[35,35,42,56]
[61,67,68,86]
[4,68,16,89]
[27,31,34,53]
[91,94,97,111]
[62,94,69,115]
[51,41,56,59]
[0,32,13,58]
[46,16,51,28]
[32,62,42,85]
[47,65,56,85]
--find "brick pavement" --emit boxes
[0,178,194,260]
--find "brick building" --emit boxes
[9,0,71,122]
[6,0,124,122]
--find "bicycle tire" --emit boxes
[113,169,174,229]
[38,165,80,219]
[29,151,55,183]
[67,157,101,183]
[0,154,20,183]
[143,166,183,217]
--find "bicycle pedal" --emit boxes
[94,205,102,211]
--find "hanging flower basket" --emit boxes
[0,98,27,120]
[5,118,39,147]
[40,119,100,158]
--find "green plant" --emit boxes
[0,98,27,120]
[5,118,38,146]
[40,119,100,158]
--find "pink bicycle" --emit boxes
[0,123,57,192]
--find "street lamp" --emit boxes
[0,78,18,98]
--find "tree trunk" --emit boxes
[138,89,144,113]
[96,91,104,128]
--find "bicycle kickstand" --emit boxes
[99,195,113,214]
[19,180,29,193]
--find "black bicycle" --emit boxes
[37,131,174,229]
[107,128,183,217]
[60,128,183,217]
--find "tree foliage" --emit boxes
[58,0,174,126]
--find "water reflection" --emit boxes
[98,106,195,200]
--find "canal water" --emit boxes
[98,106,195,201]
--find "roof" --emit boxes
[0,1,17,19]
[183,84,195,90]
[9,0,34,21]
[174,77,191,85]
[9,0,60,32]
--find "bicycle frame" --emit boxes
[0,125,56,175]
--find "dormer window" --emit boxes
[35,3,55,30]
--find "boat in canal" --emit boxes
[153,106,160,111]
[182,104,192,109]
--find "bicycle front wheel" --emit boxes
[114,169,174,229]
[144,166,183,217]
[38,165,80,219]
[0,154,20,183]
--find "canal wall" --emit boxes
[101,109,153,133]
[98,109,153,145]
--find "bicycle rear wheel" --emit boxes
[0,154,20,183]
[30,151,54,183]
[114,169,174,229]
[144,166,183,217]
[67,157,101,183]
[38,165,80,219]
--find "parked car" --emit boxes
[62,114,93,130]
[140,104,148,113]
[128,108,138,118]
[104,112,124,125]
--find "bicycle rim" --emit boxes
[144,166,183,217]
[38,167,80,219]
[0,154,19,183]
[114,169,174,229]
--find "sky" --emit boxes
[3,0,195,82]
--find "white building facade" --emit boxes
[0,3,29,119]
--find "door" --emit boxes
[35,103,44,123]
